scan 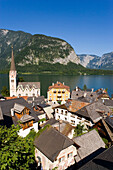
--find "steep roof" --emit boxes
[34,126,75,162]
[20,114,34,123]
[0,98,39,125]
[54,100,89,113]
[0,98,30,117]
[14,103,25,113]
[105,116,113,129]
[76,101,110,123]
[79,146,113,170]
[18,82,40,89]
[73,129,105,162]
[48,82,70,92]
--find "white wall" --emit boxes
[55,108,93,127]
[18,122,38,137]
[35,145,77,170]
[16,87,40,97]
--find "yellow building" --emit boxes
[47,82,70,104]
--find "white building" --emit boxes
[34,126,78,170]
[9,47,40,97]
[54,106,93,128]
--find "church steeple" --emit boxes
[9,46,17,97]
[10,46,16,71]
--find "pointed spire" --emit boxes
[10,45,16,71]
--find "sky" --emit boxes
[0,0,113,56]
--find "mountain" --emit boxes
[0,29,113,75]
[98,52,113,70]
[0,29,80,71]
[79,52,113,70]
[78,54,101,69]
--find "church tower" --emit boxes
[9,46,17,97]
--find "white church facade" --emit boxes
[9,47,40,97]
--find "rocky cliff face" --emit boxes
[79,52,113,70]
[0,29,80,69]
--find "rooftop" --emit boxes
[48,82,70,92]
[79,146,113,170]
[34,126,77,162]
[73,129,105,162]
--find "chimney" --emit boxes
[11,108,14,116]
[76,86,78,91]
[84,92,87,98]
[52,83,54,86]
[91,88,94,92]
[63,82,64,85]
[107,112,110,117]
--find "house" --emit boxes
[34,126,79,170]
[100,99,113,113]
[54,100,91,127]
[47,81,70,104]
[9,46,40,97]
[43,118,74,139]
[71,86,97,103]
[0,98,39,137]
[54,100,110,128]
[97,93,110,100]
[16,82,40,97]
[73,129,105,164]
[79,146,113,170]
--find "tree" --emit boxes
[73,122,86,137]
[83,84,87,91]
[1,86,9,97]
[18,77,24,82]
[0,125,36,170]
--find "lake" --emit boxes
[0,73,113,97]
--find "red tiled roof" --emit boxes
[48,82,70,92]
[6,96,28,101]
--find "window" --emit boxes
[50,94,52,96]
[67,152,73,158]
[56,109,58,113]
[59,156,65,163]
[71,120,75,124]
[77,116,82,120]
[65,111,67,115]
[11,80,14,82]
[71,115,75,118]
[65,117,67,121]
[61,110,63,114]
[58,116,60,119]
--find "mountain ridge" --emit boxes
[0,29,113,74]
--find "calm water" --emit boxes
[0,73,113,97]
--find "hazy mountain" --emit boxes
[79,52,113,70]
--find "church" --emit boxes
[9,47,40,97]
